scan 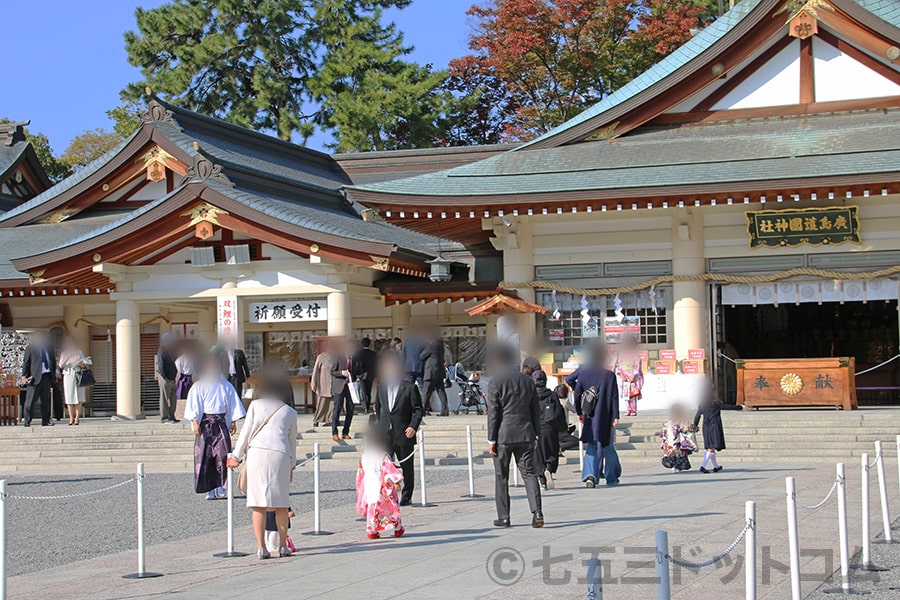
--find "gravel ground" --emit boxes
[3,467,480,577]
[806,518,900,598]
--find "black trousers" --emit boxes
[52,380,64,421]
[493,442,542,521]
[391,441,416,503]
[24,378,52,425]
[536,426,561,475]
[331,387,354,436]
[422,379,448,415]
[228,375,244,400]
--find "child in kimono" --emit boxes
[660,403,696,473]
[356,428,405,539]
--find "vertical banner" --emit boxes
[217,296,238,339]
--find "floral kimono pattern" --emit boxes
[356,450,404,535]
[660,420,696,471]
[615,358,644,416]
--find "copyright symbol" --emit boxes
[486,547,524,586]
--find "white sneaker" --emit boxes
[545,471,555,490]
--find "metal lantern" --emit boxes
[427,255,452,282]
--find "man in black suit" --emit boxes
[486,342,544,528]
[20,332,57,427]
[331,340,355,441]
[376,351,423,506]
[352,337,378,413]
[420,330,448,416]
[156,333,179,423]
[220,338,251,399]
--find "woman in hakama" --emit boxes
[184,355,246,500]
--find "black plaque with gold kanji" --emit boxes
[746,206,860,249]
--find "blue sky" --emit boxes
[4,0,475,153]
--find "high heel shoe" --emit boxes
[278,545,292,557]
[257,547,270,560]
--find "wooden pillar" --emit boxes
[391,302,411,338]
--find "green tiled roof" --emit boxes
[857,0,900,25]
[349,109,900,199]
[0,216,119,280]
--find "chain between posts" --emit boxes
[666,519,754,569]
[5,477,136,501]
[797,477,841,511]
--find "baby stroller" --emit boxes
[451,363,486,415]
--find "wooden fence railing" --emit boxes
[0,387,20,425]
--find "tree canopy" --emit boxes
[59,129,121,171]
[448,0,720,142]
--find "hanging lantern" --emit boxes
[427,255,452,282]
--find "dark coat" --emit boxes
[218,349,250,383]
[420,339,446,382]
[402,338,425,375]
[376,381,423,446]
[330,354,350,394]
[693,401,742,451]
[352,347,378,385]
[22,343,57,386]
[537,387,567,432]
[487,370,540,446]
[573,366,619,447]
[156,347,178,381]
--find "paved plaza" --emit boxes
[6,458,900,599]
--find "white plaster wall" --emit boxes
[812,37,900,102]
[712,39,800,110]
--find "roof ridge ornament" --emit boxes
[777,0,832,20]
[141,98,179,127]
[184,153,233,187]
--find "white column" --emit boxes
[197,306,215,349]
[115,293,141,419]
[391,302,411,338]
[327,290,351,337]
[671,209,707,359]
[498,217,536,341]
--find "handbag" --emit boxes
[76,369,96,388]
[236,404,286,494]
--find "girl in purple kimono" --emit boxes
[356,428,405,539]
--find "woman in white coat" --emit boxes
[229,366,298,559]
[58,336,88,425]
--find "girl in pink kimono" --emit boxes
[356,428,405,539]
[615,338,644,416]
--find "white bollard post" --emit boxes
[862,453,872,568]
[875,440,893,543]
[745,501,756,600]
[313,443,321,533]
[419,429,429,507]
[0,480,6,600]
[785,477,802,600]
[213,456,247,557]
[462,425,482,498]
[655,530,671,600]
[303,443,332,536]
[896,435,900,505]
[578,421,584,473]
[836,463,851,593]
[123,463,162,577]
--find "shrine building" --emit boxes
[348,0,900,403]
[0,101,508,419]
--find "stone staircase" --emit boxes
[1,408,899,473]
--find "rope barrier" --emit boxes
[500,265,900,295]
[798,478,840,510]
[295,453,319,469]
[5,477,136,501]
[394,449,417,466]
[855,355,900,376]
[867,452,881,469]
[666,519,753,569]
